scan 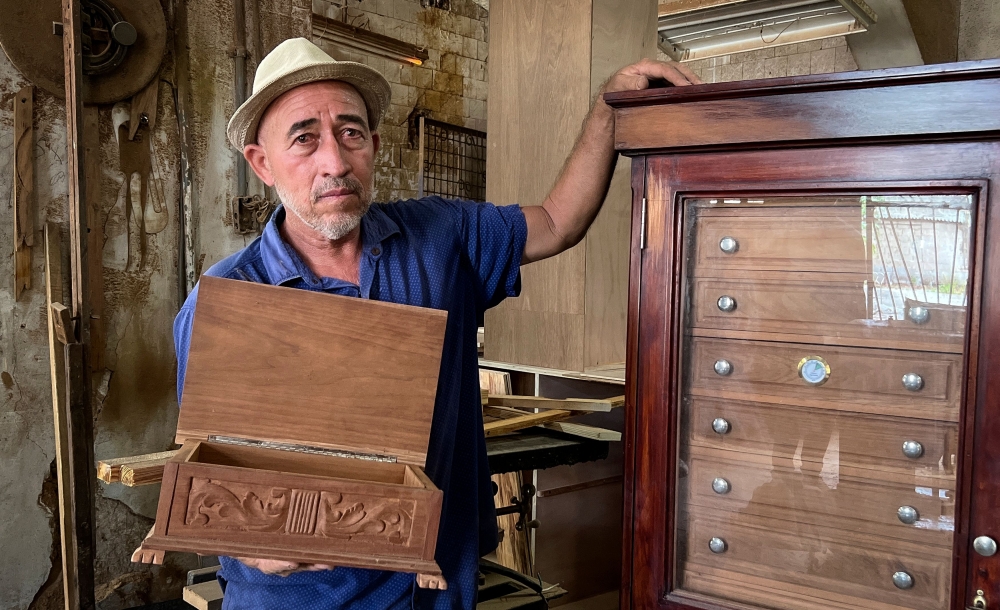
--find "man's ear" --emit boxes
[244,143,274,186]
[372,132,380,157]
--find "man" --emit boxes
[154,37,697,608]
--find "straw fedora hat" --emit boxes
[226,37,392,150]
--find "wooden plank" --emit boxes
[536,475,624,498]
[84,107,104,374]
[584,0,655,372]
[51,303,74,345]
[61,1,97,606]
[480,359,626,385]
[97,450,179,484]
[13,85,34,300]
[487,395,624,413]
[177,277,447,467]
[482,0,592,371]
[44,223,79,610]
[484,410,573,437]
[182,580,223,610]
[491,471,533,575]
[541,421,622,442]
[120,456,175,487]
[658,0,745,17]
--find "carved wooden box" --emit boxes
[143,277,448,578]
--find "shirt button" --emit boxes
[371,247,381,256]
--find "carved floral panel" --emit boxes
[184,478,416,545]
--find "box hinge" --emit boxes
[207,435,397,463]
[640,197,648,250]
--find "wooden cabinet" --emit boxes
[607,61,1000,610]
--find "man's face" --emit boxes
[245,81,380,241]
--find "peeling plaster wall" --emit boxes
[959,0,1000,61]
[1,0,492,606]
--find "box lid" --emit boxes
[176,277,448,467]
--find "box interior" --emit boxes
[186,441,426,487]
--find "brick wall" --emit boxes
[312,0,488,201]
[663,36,859,83]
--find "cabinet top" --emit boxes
[605,59,1000,153]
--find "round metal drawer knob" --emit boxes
[974,536,998,557]
[712,477,731,494]
[902,373,924,392]
[712,417,731,435]
[897,506,920,525]
[717,295,737,312]
[719,236,739,254]
[902,440,925,459]
[908,306,930,325]
[709,537,728,554]
[714,359,733,376]
[892,571,914,590]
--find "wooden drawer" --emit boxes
[689,275,966,353]
[676,507,951,610]
[684,397,958,484]
[688,337,963,422]
[692,207,868,274]
[681,448,955,548]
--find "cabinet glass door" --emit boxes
[674,194,975,610]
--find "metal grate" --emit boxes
[417,116,487,202]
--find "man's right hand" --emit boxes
[237,557,333,576]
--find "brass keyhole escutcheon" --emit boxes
[971,589,987,610]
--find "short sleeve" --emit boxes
[173,284,200,405]
[458,202,527,311]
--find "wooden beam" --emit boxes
[484,410,573,437]
[487,395,625,413]
[121,454,177,486]
[61,0,96,607]
[51,303,74,346]
[13,85,34,300]
[97,450,179,484]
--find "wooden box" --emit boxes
[606,60,1000,610]
[142,277,448,578]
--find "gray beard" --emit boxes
[274,177,374,241]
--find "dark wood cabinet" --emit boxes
[606,60,1000,610]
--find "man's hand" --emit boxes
[237,557,334,576]
[600,58,702,97]
[521,59,700,264]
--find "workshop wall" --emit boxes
[311,0,490,203]
[671,36,860,84]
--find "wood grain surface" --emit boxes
[688,337,963,421]
[176,277,447,466]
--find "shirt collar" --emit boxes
[260,204,400,286]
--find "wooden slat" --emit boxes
[13,85,34,300]
[84,107,104,374]
[44,223,79,610]
[97,450,179,484]
[541,421,622,442]
[183,580,223,610]
[484,410,573,437]
[487,395,625,413]
[658,0,744,17]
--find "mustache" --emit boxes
[311,176,366,202]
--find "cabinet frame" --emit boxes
[623,144,1000,610]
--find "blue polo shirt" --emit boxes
[173,198,527,609]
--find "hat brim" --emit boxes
[226,60,392,150]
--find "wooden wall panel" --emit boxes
[584,0,658,370]
[484,0,593,369]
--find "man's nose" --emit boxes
[315,136,353,177]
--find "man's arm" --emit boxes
[521,59,701,264]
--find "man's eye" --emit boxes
[344,129,362,138]
[295,134,312,144]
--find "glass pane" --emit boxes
[674,194,973,610]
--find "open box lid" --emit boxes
[175,277,448,467]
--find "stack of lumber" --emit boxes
[97,450,178,487]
